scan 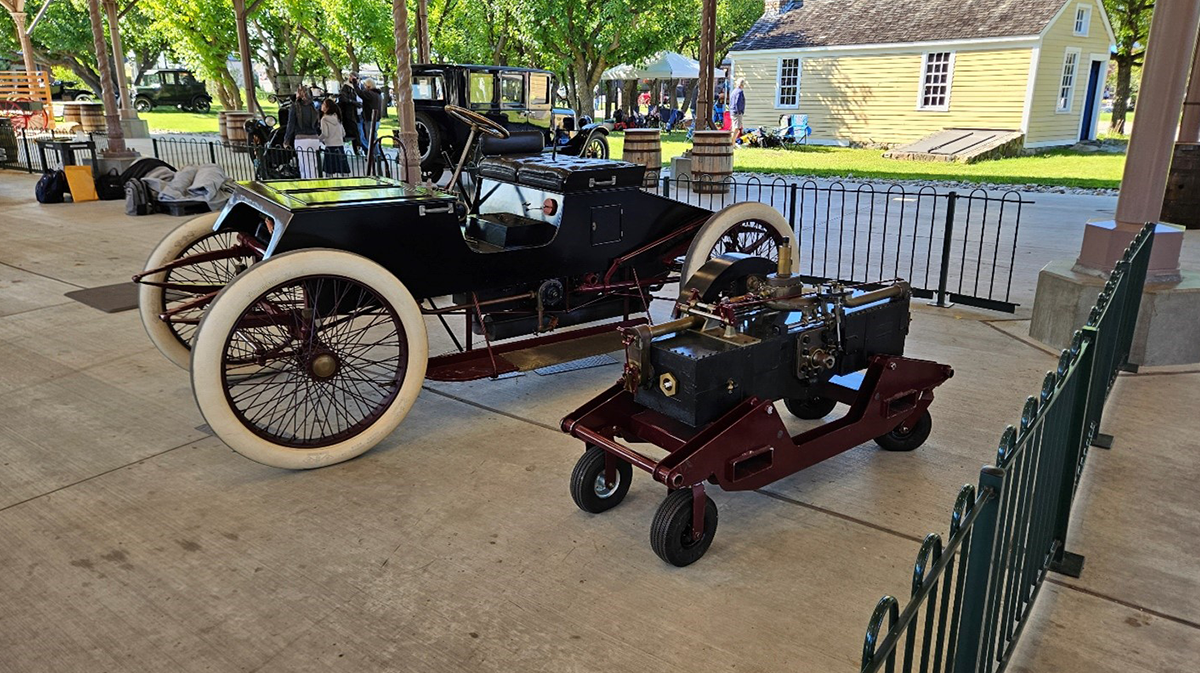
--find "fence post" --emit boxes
[21,129,33,173]
[788,182,798,233]
[209,141,217,165]
[661,174,670,199]
[1047,328,1096,579]
[953,467,1005,673]
[152,137,159,160]
[931,191,957,308]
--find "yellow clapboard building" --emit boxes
[728,0,1115,149]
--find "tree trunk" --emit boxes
[1111,56,1134,135]
[622,79,638,114]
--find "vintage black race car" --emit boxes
[134,69,212,113]
[411,64,611,177]
[134,105,792,470]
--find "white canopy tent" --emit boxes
[601,51,723,81]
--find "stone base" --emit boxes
[1030,259,1200,366]
[120,118,151,139]
[97,151,141,176]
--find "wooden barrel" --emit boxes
[62,101,83,125]
[77,102,105,133]
[224,111,254,151]
[217,110,230,142]
[691,131,733,193]
[1162,142,1200,230]
[623,128,661,188]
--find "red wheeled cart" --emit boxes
[560,252,954,566]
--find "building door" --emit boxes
[1080,60,1103,141]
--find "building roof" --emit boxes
[731,0,1069,52]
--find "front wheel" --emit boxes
[650,489,718,567]
[581,133,609,159]
[134,97,153,113]
[190,249,429,469]
[414,112,442,169]
[570,446,632,513]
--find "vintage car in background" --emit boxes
[411,64,611,177]
[50,79,95,101]
[134,68,212,113]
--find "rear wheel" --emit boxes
[191,96,212,113]
[190,249,428,469]
[681,202,798,288]
[415,112,442,170]
[875,410,932,452]
[784,396,838,420]
[139,213,260,369]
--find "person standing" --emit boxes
[339,74,363,154]
[359,78,383,157]
[285,85,322,179]
[319,98,350,176]
[730,78,747,144]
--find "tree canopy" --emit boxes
[3,0,764,114]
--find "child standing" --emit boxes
[320,99,350,176]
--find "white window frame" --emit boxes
[776,57,801,109]
[1073,4,1092,36]
[1057,48,1081,113]
[916,51,955,111]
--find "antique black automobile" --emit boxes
[135,105,790,469]
[411,64,610,178]
[134,69,212,113]
[561,250,954,566]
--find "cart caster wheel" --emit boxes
[875,410,933,452]
[570,446,632,514]
[784,395,838,420]
[650,489,718,567]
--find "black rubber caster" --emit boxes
[784,395,838,420]
[875,410,933,452]
[570,446,632,514]
[650,489,718,567]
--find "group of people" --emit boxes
[613,78,747,142]
[284,74,385,180]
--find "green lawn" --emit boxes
[130,107,1125,189]
[608,132,1125,189]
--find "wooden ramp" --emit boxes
[883,128,1023,163]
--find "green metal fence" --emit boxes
[859,223,1155,673]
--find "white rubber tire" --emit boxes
[190,249,429,470]
[680,202,799,287]
[139,212,223,369]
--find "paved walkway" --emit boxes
[0,170,1197,671]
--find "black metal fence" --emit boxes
[152,136,411,182]
[858,223,1154,673]
[0,127,109,173]
[656,176,1029,313]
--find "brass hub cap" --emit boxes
[310,353,339,379]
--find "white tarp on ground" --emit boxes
[600,51,724,80]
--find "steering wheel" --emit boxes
[445,104,510,139]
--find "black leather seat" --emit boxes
[479,154,645,193]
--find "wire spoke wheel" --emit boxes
[681,202,797,286]
[221,274,408,449]
[710,219,784,264]
[162,231,258,349]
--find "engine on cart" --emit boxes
[561,242,955,566]
[622,247,912,428]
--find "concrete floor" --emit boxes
[1,169,1198,671]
